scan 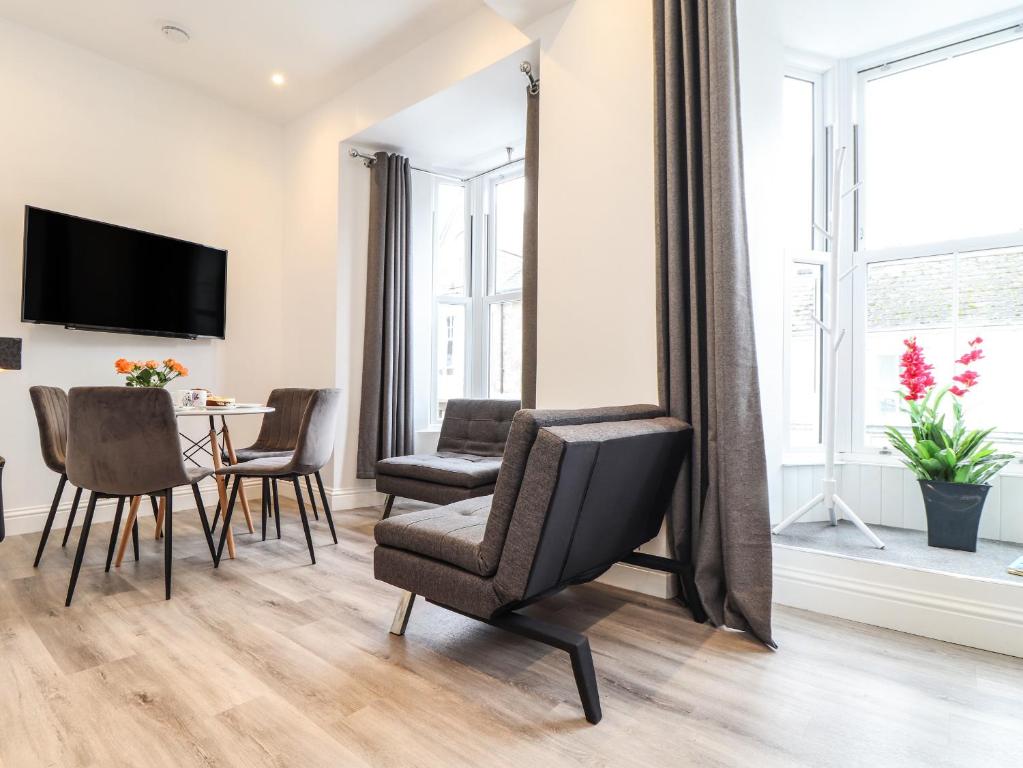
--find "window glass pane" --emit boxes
[493,176,524,294]
[782,77,815,250]
[957,248,1023,438]
[488,300,521,399]
[863,37,1023,248]
[864,255,955,444]
[435,303,466,422]
[788,263,823,446]
[434,184,466,296]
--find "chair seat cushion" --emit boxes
[374,496,492,575]
[227,447,294,464]
[185,466,215,484]
[375,453,502,489]
[217,457,291,477]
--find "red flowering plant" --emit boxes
[884,337,1013,485]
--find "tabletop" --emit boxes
[174,405,274,417]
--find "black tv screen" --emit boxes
[21,206,227,339]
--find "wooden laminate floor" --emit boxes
[1,500,1020,768]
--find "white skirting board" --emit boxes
[774,545,1023,658]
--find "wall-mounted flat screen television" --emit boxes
[21,206,227,339]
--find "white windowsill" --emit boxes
[781,450,1023,477]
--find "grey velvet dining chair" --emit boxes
[214,388,322,533]
[64,387,217,606]
[29,386,82,566]
[214,388,341,566]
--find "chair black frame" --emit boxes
[214,470,336,566]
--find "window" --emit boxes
[782,27,1023,455]
[782,72,827,449]
[430,163,524,422]
[855,29,1023,449]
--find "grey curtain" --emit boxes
[521,84,539,409]
[357,151,414,479]
[653,0,774,647]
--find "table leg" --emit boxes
[221,417,255,534]
[209,420,236,559]
[114,495,142,567]
[154,495,166,540]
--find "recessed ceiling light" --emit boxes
[160,24,190,44]
[270,73,286,87]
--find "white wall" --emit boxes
[0,18,284,530]
[535,0,659,409]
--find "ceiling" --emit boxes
[350,44,537,176]
[782,0,1023,58]
[0,0,486,122]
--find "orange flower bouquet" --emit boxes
[114,358,189,388]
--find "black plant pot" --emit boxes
[918,479,989,552]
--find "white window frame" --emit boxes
[782,65,831,453]
[848,23,1023,453]
[429,161,525,426]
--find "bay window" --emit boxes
[430,163,524,423]
[783,25,1023,455]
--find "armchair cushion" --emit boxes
[374,496,491,575]
[437,399,520,457]
[375,453,502,489]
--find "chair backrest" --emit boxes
[491,416,692,608]
[437,399,520,457]
[253,388,316,451]
[66,387,191,496]
[29,386,69,475]
[288,388,342,474]
[474,404,665,575]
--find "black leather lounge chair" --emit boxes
[373,404,697,724]
[375,398,520,518]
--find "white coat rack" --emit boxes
[772,146,885,549]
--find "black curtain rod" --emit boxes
[347,148,523,183]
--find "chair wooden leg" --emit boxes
[314,471,337,544]
[154,495,166,540]
[305,475,319,520]
[214,477,241,567]
[65,491,98,606]
[61,485,83,547]
[389,591,415,636]
[104,497,126,572]
[291,476,316,565]
[34,474,67,567]
[164,490,173,600]
[115,496,142,568]
[382,494,395,520]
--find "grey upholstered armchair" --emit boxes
[375,398,520,518]
[373,405,696,724]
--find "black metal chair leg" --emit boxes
[65,491,98,607]
[305,475,319,520]
[33,474,67,567]
[214,477,241,567]
[61,485,83,547]
[261,477,269,541]
[314,471,337,544]
[291,476,316,565]
[164,490,173,599]
[191,483,216,563]
[131,517,140,562]
[105,497,126,572]
[272,478,281,540]
[382,494,395,520]
[488,611,603,725]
